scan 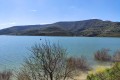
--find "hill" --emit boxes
[0,19,120,37]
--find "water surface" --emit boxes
[0,35,120,70]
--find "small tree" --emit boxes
[18,41,84,80]
[94,48,111,62]
[67,56,90,72]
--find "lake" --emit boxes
[0,35,120,70]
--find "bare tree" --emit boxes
[18,41,84,80]
[0,70,12,80]
[113,50,120,62]
[94,48,111,62]
[67,56,90,72]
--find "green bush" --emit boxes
[87,63,120,80]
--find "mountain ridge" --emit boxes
[0,19,120,37]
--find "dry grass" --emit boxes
[74,72,87,80]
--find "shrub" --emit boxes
[87,62,120,80]
[94,48,111,62]
[113,50,120,62]
[16,70,31,80]
[0,70,12,80]
[67,56,90,71]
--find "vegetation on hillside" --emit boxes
[0,19,120,37]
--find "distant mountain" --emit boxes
[0,19,120,37]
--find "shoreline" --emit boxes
[75,63,112,80]
[0,35,120,38]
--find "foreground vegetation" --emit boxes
[94,48,111,62]
[87,50,120,80]
[87,62,120,80]
[0,70,12,80]
[16,41,90,80]
[0,42,120,80]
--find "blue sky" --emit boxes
[0,0,120,29]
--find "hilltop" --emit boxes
[0,19,120,37]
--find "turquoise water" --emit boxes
[0,35,120,70]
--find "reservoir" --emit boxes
[0,35,120,70]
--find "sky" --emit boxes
[0,0,120,29]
